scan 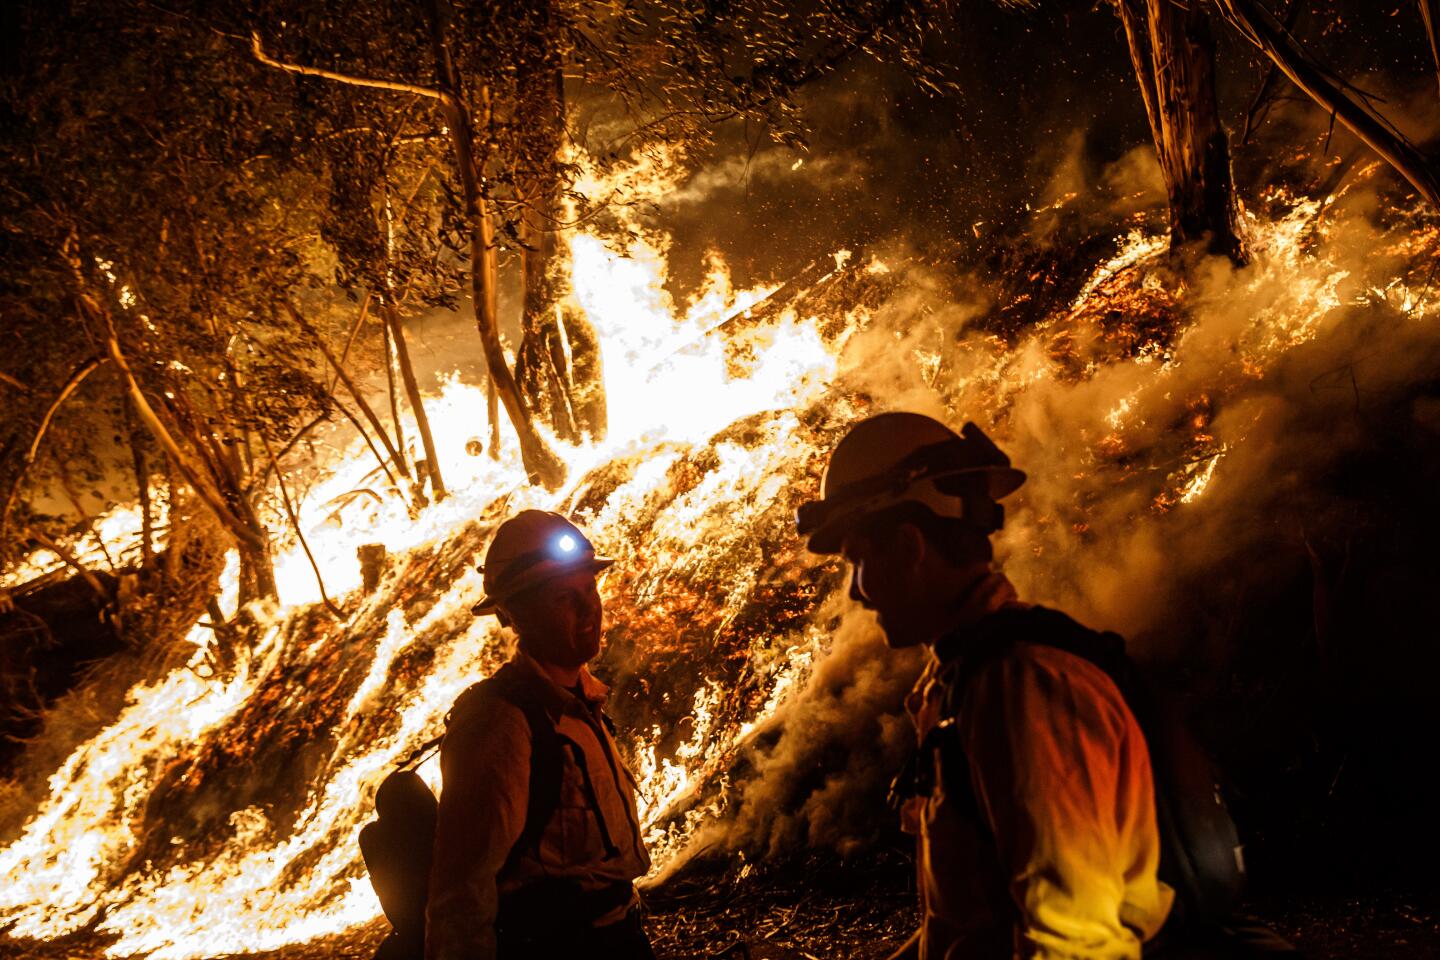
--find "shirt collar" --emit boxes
[512,649,610,714]
[929,571,1021,664]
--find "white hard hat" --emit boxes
[795,412,1025,554]
[471,510,613,615]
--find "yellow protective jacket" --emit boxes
[902,574,1174,960]
[425,651,650,960]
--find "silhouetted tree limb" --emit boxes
[1421,0,1440,100]
[1214,0,1440,208]
[249,31,444,101]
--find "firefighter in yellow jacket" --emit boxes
[796,413,1174,960]
[426,510,653,960]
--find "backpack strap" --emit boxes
[928,605,1245,931]
[448,663,565,871]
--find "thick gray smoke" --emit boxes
[679,596,923,864]
[670,154,1440,864]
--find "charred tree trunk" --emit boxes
[424,0,564,489]
[379,300,447,502]
[1117,0,1248,264]
[564,306,605,443]
[1214,0,1440,209]
[515,187,608,445]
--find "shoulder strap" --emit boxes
[936,605,1127,680]
[938,605,1245,929]
[456,664,565,868]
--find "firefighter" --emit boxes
[426,510,654,960]
[796,412,1174,960]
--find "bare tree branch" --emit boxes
[283,297,412,482]
[1421,0,1440,100]
[88,296,266,550]
[249,31,446,102]
[25,527,112,604]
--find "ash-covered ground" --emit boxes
[4,847,1438,960]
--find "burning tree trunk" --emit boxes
[424,0,565,489]
[514,13,607,444]
[1213,0,1440,209]
[1116,0,1248,264]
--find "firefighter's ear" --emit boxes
[891,522,928,574]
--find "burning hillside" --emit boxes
[7,2,1440,958]
[5,150,1440,957]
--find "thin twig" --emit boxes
[330,292,373,396]
[283,297,411,480]
[26,528,111,603]
[0,355,106,546]
[259,431,345,621]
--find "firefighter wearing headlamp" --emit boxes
[426,510,654,960]
[797,412,1174,960]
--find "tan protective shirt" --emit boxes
[425,652,651,960]
[902,574,1174,960]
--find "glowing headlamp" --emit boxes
[557,534,578,554]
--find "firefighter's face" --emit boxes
[501,567,605,669]
[841,522,929,648]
